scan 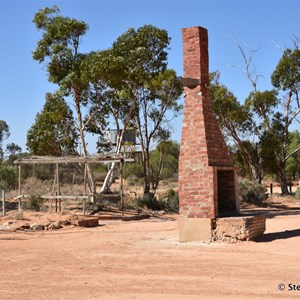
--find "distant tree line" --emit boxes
[210,40,300,194]
[25,6,182,196]
[1,6,300,197]
[0,119,180,195]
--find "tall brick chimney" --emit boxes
[178,26,239,242]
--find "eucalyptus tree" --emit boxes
[32,6,96,192]
[210,72,264,182]
[32,7,182,196]
[6,143,22,156]
[83,25,183,195]
[244,46,300,194]
[80,48,129,193]
[286,131,300,179]
[0,120,10,162]
[110,26,183,195]
[150,140,180,193]
[213,40,300,194]
[269,47,300,193]
[27,92,78,156]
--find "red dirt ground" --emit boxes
[1,197,300,299]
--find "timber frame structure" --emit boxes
[14,154,133,215]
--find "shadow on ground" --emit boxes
[254,228,300,243]
[241,206,300,218]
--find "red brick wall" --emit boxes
[179,26,235,219]
[182,27,209,86]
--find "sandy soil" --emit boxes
[1,199,300,300]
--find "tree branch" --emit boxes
[284,145,300,162]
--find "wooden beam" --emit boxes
[14,195,91,200]
[120,159,124,216]
[18,165,21,196]
[181,77,201,88]
[14,155,134,165]
[56,163,61,212]
[83,163,87,216]
[14,194,28,200]
[42,195,91,199]
[77,218,99,227]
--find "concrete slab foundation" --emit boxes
[178,215,266,242]
[178,217,212,242]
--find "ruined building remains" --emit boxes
[178,26,239,241]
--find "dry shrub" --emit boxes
[22,177,52,196]
[239,178,267,205]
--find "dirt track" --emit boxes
[1,206,300,299]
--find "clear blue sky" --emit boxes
[0,0,299,154]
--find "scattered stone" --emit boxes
[18,223,30,230]
[121,214,151,221]
[30,223,45,231]
[48,222,62,230]
[0,224,10,230]
[157,210,166,216]
[44,222,52,229]
[58,219,71,226]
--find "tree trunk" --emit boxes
[151,151,164,194]
[101,97,137,194]
[74,94,96,197]
[253,165,263,184]
[279,167,289,195]
[143,146,151,195]
[279,125,290,195]
[100,128,125,194]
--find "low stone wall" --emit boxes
[212,216,266,242]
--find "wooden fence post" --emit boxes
[1,190,5,216]
[120,159,124,216]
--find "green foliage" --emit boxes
[0,120,10,161]
[210,72,264,182]
[32,8,182,195]
[27,195,44,211]
[150,141,179,190]
[32,164,55,181]
[238,178,267,205]
[271,48,300,91]
[111,25,170,84]
[108,25,183,194]
[245,90,279,123]
[260,125,283,175]
[211,72,253,135]
[164,189,179,213]
[27,92,78,156]
[211,41,300,193]
[137,189,179,212]
[124,159,144,187]
[32,6,93,162]
[286,131,300,179]
[32,6,88,90]
[124,163,144,179]
[6,143,22,156]
[0,164,17,190]
[230,143,256,178]
[295,186,300,200]
[137,193,166,211]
